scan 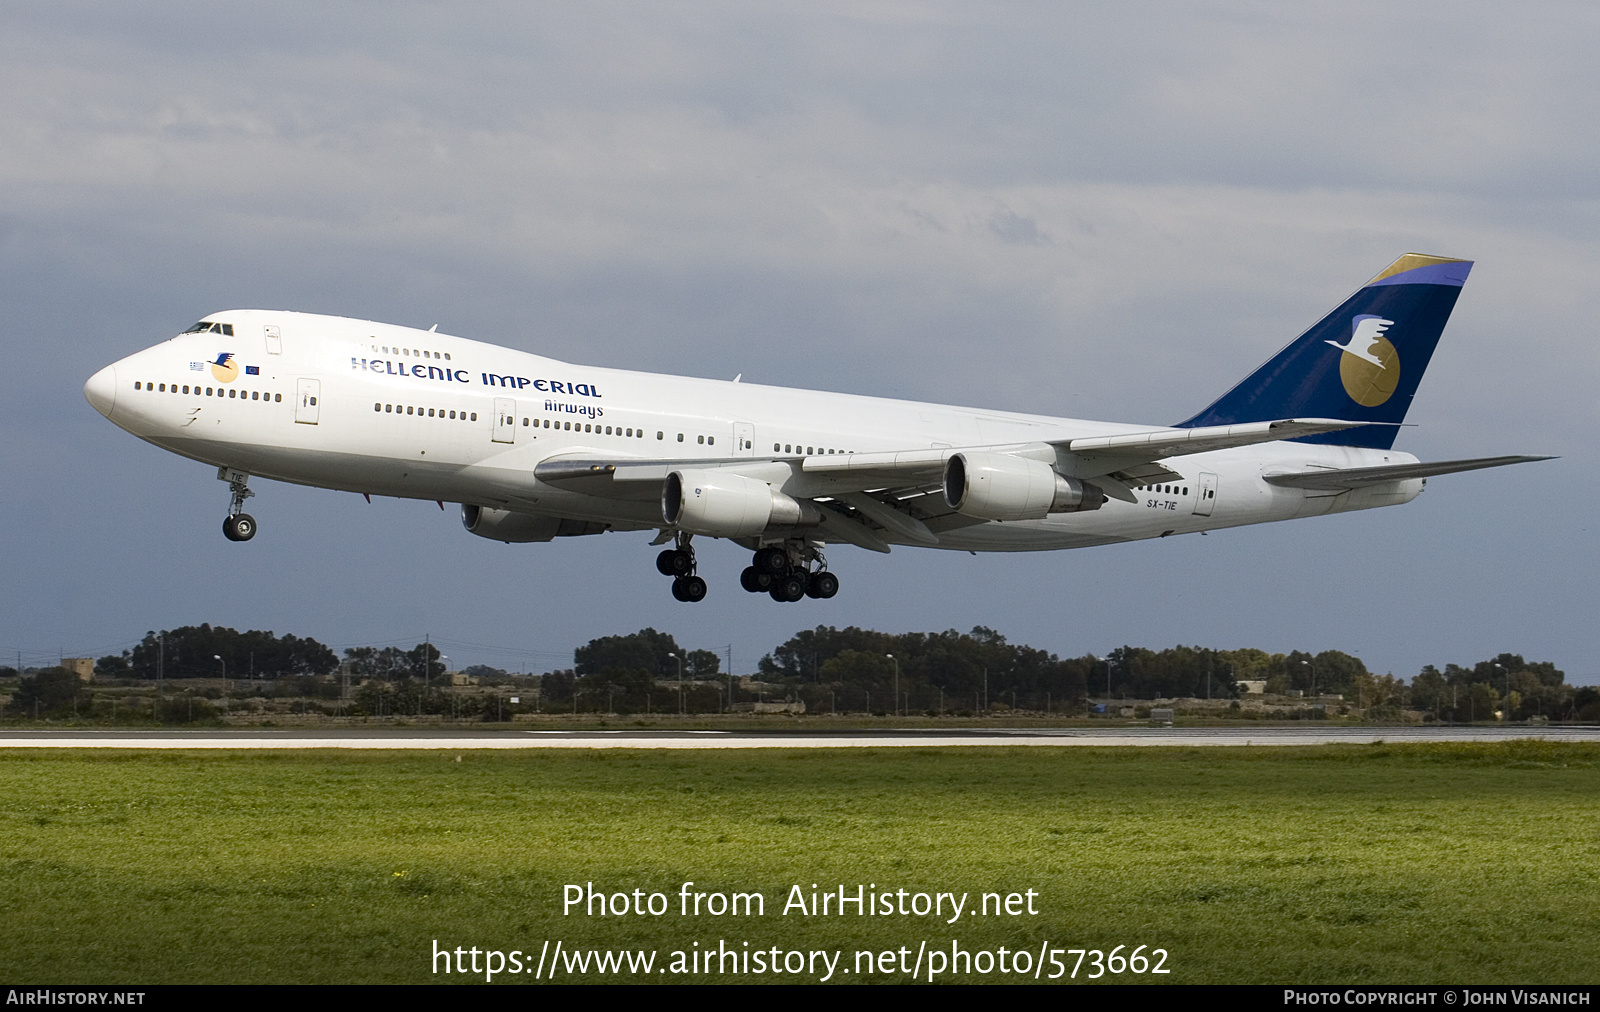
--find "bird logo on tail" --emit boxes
[1327,315,1400,407]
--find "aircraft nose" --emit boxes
[84,363,117,418]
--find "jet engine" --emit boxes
[943,452,1105,521]
[461,504,605,542]
[663,469,822,538]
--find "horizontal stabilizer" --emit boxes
[1263,455,1554,490]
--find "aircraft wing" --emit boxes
[1262,455,1554,490]
[532,418,1375,536]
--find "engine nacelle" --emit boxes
[943,452,1105,521]
[461,504,605,542]
[662,469,822,538]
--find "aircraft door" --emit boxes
[733,421,754,456]
[492,398,517,444]
[264,325,282,355]
[1193,471,1218,516]
[295,378,320,425]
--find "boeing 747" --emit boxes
[84,254,1549,602]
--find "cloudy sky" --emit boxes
[3,2,1595,682]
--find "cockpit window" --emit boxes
[182,321,234,336]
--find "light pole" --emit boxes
[1091,654,1109,711]
[1494,662,1507,721]
[885,654,898,717]
[669,653,683,715]
[213,654,227,715]
[1300,659,1315,699]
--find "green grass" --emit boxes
[0,741,1596,984]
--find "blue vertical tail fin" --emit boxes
[1175,254,1472,449]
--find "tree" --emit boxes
[685,650,721,678]
[130,625,337,679]
[1411,665,1449,714]
[7,667,84,717]
[575,629,682,678]
[1464,683,1500,722]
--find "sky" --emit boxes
[3,2,1596,683]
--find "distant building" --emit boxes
[730,701,806,714]
[63,658,94,682]
[449,672,479,686]
[1237,680,1267,694]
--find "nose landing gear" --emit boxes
[657,532,707,602]
[219,467,257,542]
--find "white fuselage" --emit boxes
[85,310,1423,552]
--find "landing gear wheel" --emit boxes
[805,571,839,599]
[223,513,256,542]
[740,566,771,593]
[753,547,789,575]
[656,548,692,577]
[769,573,806,602]
[671,575,708,602]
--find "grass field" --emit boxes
[1,741,1596,984]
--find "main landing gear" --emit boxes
[740,544,839,603]
[656,532,707,602]
[654,536,841,603]
[219,468,257,542]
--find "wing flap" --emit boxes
[1263,455,1554,490]
[1060,418,1363,459]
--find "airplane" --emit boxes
[84,253,1549,604]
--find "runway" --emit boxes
[0,725,1595,749]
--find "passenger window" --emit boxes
[658,431,664,440]
[444,354,451,361]
[310,396,317,406]
[134,382,141,390]
[774,443,781,452]
[470,412,477,421]
[522,417,528,426]
[228,389,236,398]
[385,404,392,412]
[677,433,684,442]
[183,385,189,394]
[697,435,704,444]
[407,406,413,415]
[708,436,714,445]
[275,394,281,402]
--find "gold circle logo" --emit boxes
[210,354,239,383]
[1339,336,1399,407]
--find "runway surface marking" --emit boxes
[0,728,1595,749]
